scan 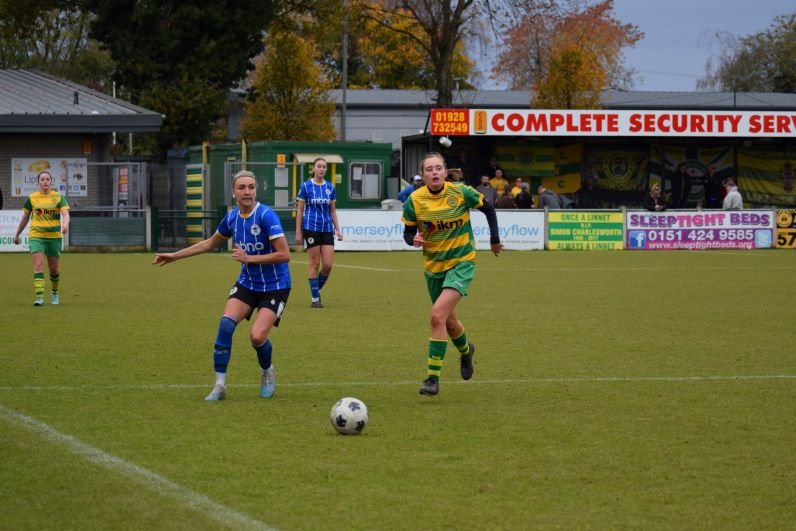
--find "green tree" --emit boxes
[699,13,796,93]
[86,0,280,154]
[240,31,335,141]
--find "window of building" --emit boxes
[348,161,382,200]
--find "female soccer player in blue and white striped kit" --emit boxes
[295,157,343,308]
[153,170,291,401]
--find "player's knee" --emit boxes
[429,309,448,329]
[250,329,269,346]
[446,319,462,336]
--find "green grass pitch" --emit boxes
[1,249,794,530]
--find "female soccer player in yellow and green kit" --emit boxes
[14,171,70,306]
[401,152,503,396]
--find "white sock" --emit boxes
[215,373,226,386]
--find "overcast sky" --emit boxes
[611,0,792,91]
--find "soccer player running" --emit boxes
[295,157,343,308]
[402,152,503,396]
[14,171,70,306]
[152,170,290,401]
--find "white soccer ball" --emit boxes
[329,397,369,435]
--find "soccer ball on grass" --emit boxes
[330,397,369,435]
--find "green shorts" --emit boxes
[29,237,62,257]
[425,260,476,302]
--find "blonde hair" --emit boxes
[232,170,256,186]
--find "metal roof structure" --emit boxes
[601,89,796,110]
[0,69,162,133]
[330,88,796,111]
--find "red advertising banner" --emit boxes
[429,109,796,138]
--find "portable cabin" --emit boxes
[188,140,393,213]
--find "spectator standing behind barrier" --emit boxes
[537,186,561,209]
[670,162,692,209]
[643,183,667,212]
[398,175,423,203]
[514,182,533,208]
[490,168,509,198]
[476,174,497,206]
[722,178,743,210]
[510,177,524,197]
[495,184,516,208]
[702,165,722,209]
[483,156,503,178]
[455,149,479,187]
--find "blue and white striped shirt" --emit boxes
[297,179,336,233]
[216,202,291,292]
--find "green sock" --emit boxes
[34,273,45,298]
[451,330,469,354]
[50,273,60,294]
[427,339,447,382]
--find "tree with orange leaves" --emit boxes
[493,0,642,108]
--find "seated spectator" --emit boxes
[722,178,743,210]
[643,183,666,211]
[514,182,533,208]
[476,174,497,206]
[490,168,509,198]
[495,184,516,209]
[398,175,423,203]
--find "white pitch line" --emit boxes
[0,374,793,393]
[291,259,400,272]
[0,404,276,531]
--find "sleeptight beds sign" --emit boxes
[547,211,624,250]
[626,210,775,250]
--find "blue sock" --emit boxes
[213,316,236,373]
[318,272,329,290]
[254,340,273,371]
[309,277,320,300]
